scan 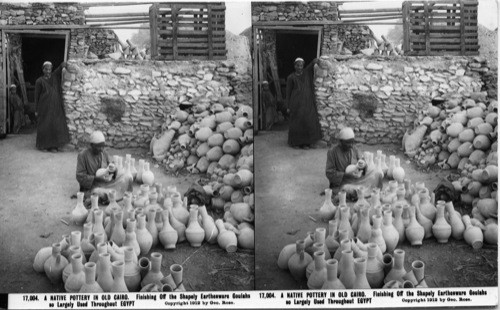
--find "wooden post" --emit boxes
[460,0,466,55]
[0,30,6,136]
[252,27,259,133]
[424,1,430,54]
[172,4,178,60]
[402,1,410,54]
[207,4,213,60]
[149,4,159,59]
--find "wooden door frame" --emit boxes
[252,25,322,132]
[0,29,69,135]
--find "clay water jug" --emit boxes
[44,243,69,284]
[278,243,296,270]
[136,214,153,255]
[33,246,54,273]
[392,187,408,209]
[123,159,134,182]
[65,253,86,292]
[146,208,159,247]
[72,192,88,225]
[384,249,406,284]
[215,219,238,252]
[138,257,151,280]
[85,194,99,224]
[307,251,327,289]
[63,245,84,283]
[353,257,371,289]
[325,219,339,255]
[111,210,126,246]
[333,239,351,268]
[123,219,141,256]
[121,194,134,226]
[381,181,398,204]
[405,206,425,246]
[415,202,433,239]
[171,193,189,225]
[381,210,399,252]
[374,155,384,177]
[110,261,129,292]
[136,159,145,184]
[314,228,331,259]
[141,252,164,288]
[237,223,254,250]
[169,264,185,292]
[89,241,107,266]
[186,205,205,247]
[365,243,384,288]
[306,243,322,278]
[338,190,348,208]
[370,188,382,210]
[339,250,356,289]
[356,207,372,243]
[288,240,312,282]
[462,215,484,249]
[198,205,218,244]
[319,188,336,221]
[92,210,107,242]
[123,247,141,292]
[387,155,396,179]
[412,260,428,287]
[445,201,465,240]
[159,210,178,249]
[96,253,114,292]
[382,253,393,275]
[69,231,87,263]
[338,206,354,239]
[392,158,405,183]
[392,204,406,243]
[380,153,388,176]
[369,215,386,253]
[130,158,138,180]
[432,203,452,243]
[165,203,186,243]
[80,262,103,293]
[105,189,120,217]
[322,259,345,289]
[144,191,161,214]
[484,220,498,245]
[418,190,437,222]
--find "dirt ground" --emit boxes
[254,124,498,290]
[0,125,253,293]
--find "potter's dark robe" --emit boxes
[34,64,70,149]
[285,61,322,146]
[76,148,132,201]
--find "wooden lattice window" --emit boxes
[149,2,226,60]
[403,0,479,56]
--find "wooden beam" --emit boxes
[149,3,158,59]
[86,18,149,23]
[340,15,403,22]
[88,20,150,27]
[403,1,410,53]
[339,12,403,18]
[172,4,179,60]
[85,12,149,18]
[424,2,430,54]
[0,30,6,136]
[339,8,402,13]
[82,2,153,7]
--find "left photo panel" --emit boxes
[0,0,254,297]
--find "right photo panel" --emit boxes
[253,0,499,304]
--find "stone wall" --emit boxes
[85,29,119,58]
[62,60,252,148]
[251,2,338,22]
[315,56,486,144]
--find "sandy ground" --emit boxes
[254,125,497,290]
[0,126,253,293]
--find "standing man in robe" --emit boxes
[9,84,24,134]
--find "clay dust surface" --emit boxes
[0,126,253,293]
[254,125,497,290]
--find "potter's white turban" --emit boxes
[42,61,52,69]
[9,84,16,89]
[339,127,355,140]
[89,131,106,144]
[294,57,304,63]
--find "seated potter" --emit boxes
[76,130,132,204]
[325,127,382,198]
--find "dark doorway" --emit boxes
[276,32,319,81]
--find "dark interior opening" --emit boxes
[275,31,318,81]
[21,35,65,102]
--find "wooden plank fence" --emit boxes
[150,2,226,60]
[403,0,479,55]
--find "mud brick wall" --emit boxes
[62,60,252,148]
[315,56,487,144]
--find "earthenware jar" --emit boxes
[123,219,141,256]
[307,251,327,289]
[166,204,186,243]
[392,158,405,183]
[380,153,388,176]
[136,214,153,255]
[198,205,218,244]
[86,193,100,224]
[384,249,406,284]
[432,203,452,243]
[412,260,428,288]
[105,189,120,217]
[215,219,238,252]
[44,242,69,284]
[387,155,396,180]
[97,253,114,292]
[415,202,433,239]
[306,243,326,278]
[70,231,87,263]
[392,204,405,243]
[405,206,425,246]
[121,194,134,226]
[123,247,141,292]
[444,201,465,240]
[418,189,436,221]
[89,240,107,264]
[72,192,88,225]
[333,239,351,269]
[141,162,154,186]
[381,180,398,204]
[110,261,129,292]
[314,227,331,259]
[338,206,354,239]
[288,240,312,282]
[110,210,126,246]
[353,257,371,289]
[339,250,356,289]
[145,208,159,247]
[186,205,205,247]
[366,243,384,288]
[356,207,371,243]
[63,246,83,283]
[170,264,186,291]
[33,246,53,273]
[144,192,160,215]
[170,193,189,226]
[382,253,393,275]
[65,253,85,293]
[369,215,386,253]
[321,259,345,289]
[159,210,178,249]
[325,219,339,255]
[141,252,164,288]
[338,190,347,208]
[92,210,107,242]
[381,210,399,253]
[462,215,484,249]
[80,262,103,293]
[320,188,336,221]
